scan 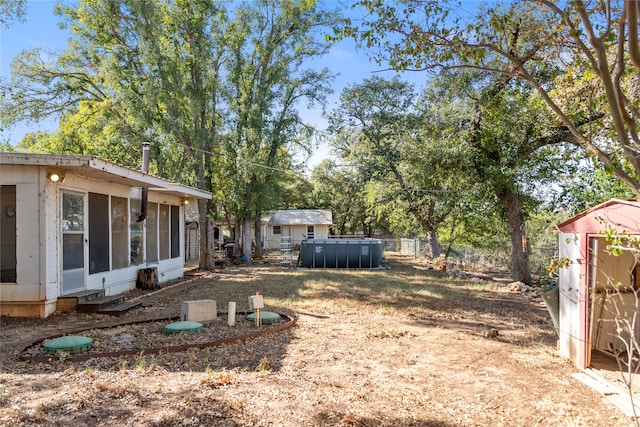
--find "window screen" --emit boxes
[146,202,158,262]
[111,196,128,269]
[159,204,170,260]
[130,198,143,265]
[1,185,17,282]
[89,193,109,273]
[171,205,180,258]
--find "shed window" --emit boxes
[273,225,281,236]
[1,185,17,282]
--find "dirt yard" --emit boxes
[0,255,635,426]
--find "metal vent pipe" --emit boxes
[137,142,151,222]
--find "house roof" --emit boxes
[267,209,332,225]
[556,198,640,233]
[0,152,211,200]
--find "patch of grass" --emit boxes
[201,369,237,388]
[511,347,556,368]
[366,329,413,339]
[116,360,129,372]
[134,352,158,373]
[94,381,139,399]
[30,381,48,391]
[255,357,272,372]
[184,257,512,324]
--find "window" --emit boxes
[89,193,109,273]
[307,225,315,239]
[273,225,281,236]
[159,204,170,260]
[171,205,180,258]
[130,198,143,265]
[111,196,128,269]
[146,202,158,262]
[1,185,16,282]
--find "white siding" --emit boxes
[1,165,189,317]
[263,224,329,249]
[558,232,584,365]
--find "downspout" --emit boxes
[137,142,150,223]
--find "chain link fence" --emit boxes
[380,238,558,278]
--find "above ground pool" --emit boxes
[298,238,383,268]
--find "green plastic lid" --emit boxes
[44,336,93,354]
[247,311,281,324]
[165,321,203,334]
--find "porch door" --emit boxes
[62,192,86,294]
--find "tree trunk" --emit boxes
[254,217,263,258]
[198,199,214,269]
[243,219,253,264]
[498,191,532,285]
[427,229,441,258]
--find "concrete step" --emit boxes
[98,301,143,316]
[76,295,124,313]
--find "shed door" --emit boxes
[62,192,86,294]
[558,232,586,367]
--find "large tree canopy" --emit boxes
[2,0,337,266]
[221,0,337,261]
[342,0,640,196]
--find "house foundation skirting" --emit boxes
[1,299,56,318]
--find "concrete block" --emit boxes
[181,299,217,322]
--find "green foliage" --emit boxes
[599,222,640,257]
[310,160,372,235]
[342,0,640,196]
[211,0,338,239]
[0,0,26,28]
[326,76,467,245]
[545,257,570,278]
[1,0,341,266]
[553,161,636,215]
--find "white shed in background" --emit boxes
[0,153,211,318]
[556,199,640,369]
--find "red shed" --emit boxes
[556,199,640,369]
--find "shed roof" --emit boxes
[556,198,640,234]
[0,152,211,200]
[267,209,332,225]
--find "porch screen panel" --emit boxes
[130,197,143,265]
[171,205,180,258]
[146,202,158,262]
[159,204,170,260]
[111,196,128,269]
[0,185,17,282]
[89,193,109,273]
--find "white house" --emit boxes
[0,152,211,318]
[262,209,332,249]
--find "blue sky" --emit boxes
[0,1,471,170]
